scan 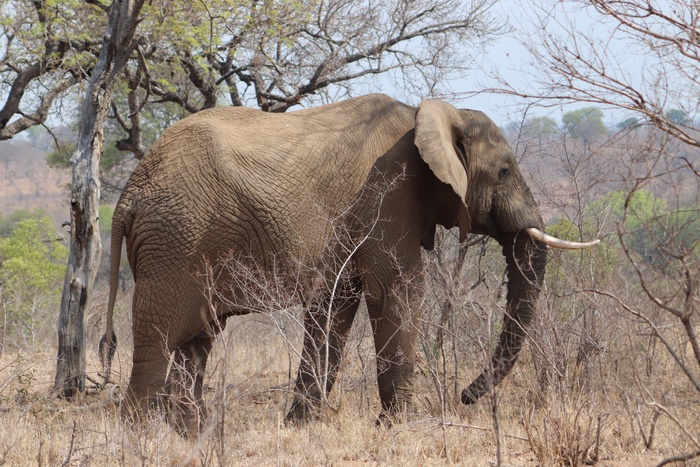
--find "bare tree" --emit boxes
[484,2,700,463]
[0,1,101,140]
[54,0,145,398]
[486,1,700,147]
[110,0,503,160]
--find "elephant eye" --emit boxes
[499,167,510,179]
[455,140,467,160]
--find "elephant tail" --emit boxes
[99,213,125,385]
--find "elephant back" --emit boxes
[117,95,418,279]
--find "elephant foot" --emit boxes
[375,391,411,428]
[285,396,321,425]
[164,379,207,437]
[166,396,207,438]
[375,412,391,428]
[120,387,206,437]
[120,384,158,422]
[375,409,406,428]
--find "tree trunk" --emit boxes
[54,0,145,398]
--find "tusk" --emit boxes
[525,227,600,250]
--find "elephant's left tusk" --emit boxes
[525,227,600,250]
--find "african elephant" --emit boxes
[100,94,596,434]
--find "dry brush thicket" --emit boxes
[0,125,697,466]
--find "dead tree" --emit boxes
[54,0,145,398]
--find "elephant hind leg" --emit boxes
[165,333,214,436]
[122,349,170,425]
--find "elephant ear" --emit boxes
[415,99,472,240]
[414,99,469,204]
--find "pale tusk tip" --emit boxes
[525,227,601,250]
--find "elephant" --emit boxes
[100,93,597,434]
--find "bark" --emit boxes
[54,0,145,398]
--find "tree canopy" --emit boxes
[0,216,68,347]
[562,107,606,147]
[0,1,101,140]
[0,0,502,154]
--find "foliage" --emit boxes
[665,108,690,126]
[545,217,616,288]
[0,217,68,301]
[0,0,103,139]
[0,209,47,239]
[562,107,607,146]
[99,205,114,238]
[12,0,502,192]
[0,217,68,344]
[633,204,700,267]
[616,117,640,130]
[586,190,668,227]
[44,80,191,194]
[1,0,501,146]
[584,190,698,267]
[521,116,559,136]
[511,116,560,152]
[44,144,73,170]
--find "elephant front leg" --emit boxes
[370,311,418,425]
[286,295,360,423]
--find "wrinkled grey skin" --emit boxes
[101,94,547,434]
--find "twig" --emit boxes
[656,449,700,467]
[438,420,529,442]
[645,409,661,450]
[61,421,77,467]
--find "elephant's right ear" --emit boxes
[414,100,469,204]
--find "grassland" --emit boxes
[1,247,697,467]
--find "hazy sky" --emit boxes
[452,0,647,127]
[450,1,534,124]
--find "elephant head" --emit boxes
[414,99,596,404]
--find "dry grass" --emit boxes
[2,191,699,465]
[0,283,697,467]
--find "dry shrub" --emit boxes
[523,389,604,466]
[1,177,698,466]
[0,275,694,466]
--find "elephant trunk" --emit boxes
[461,231,547,404]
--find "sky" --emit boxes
[447,0,649,128]
[19,0,674,135]
[450,0,534,125]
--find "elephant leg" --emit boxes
[123,344,170,421]
[123,283,174,422]
[370,310,418,425]
[286,285,361,423]
[368,284,417,423]
[165,333,214,436]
